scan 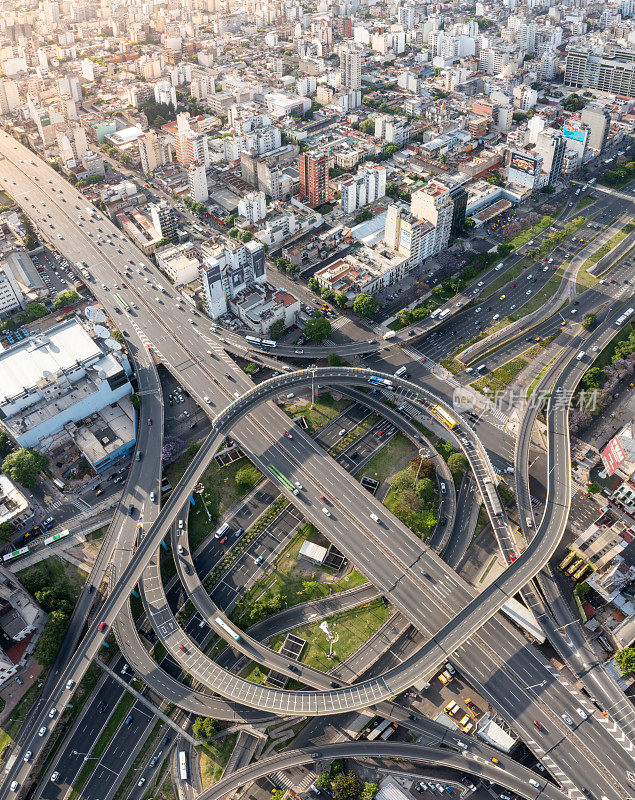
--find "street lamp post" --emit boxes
[525,680,546,692]
[72,750,99,760]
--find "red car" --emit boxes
[378,429,385,436]
[283,430,293,439]
[512,283,517,287]
[148,418,152,426]
[220,536,228,544]
[486,307,492,312]
[320,495,329,504]
[98,621,106,632]
[533,720,545,732]
[509,554,517,563]
[179,644,187,651]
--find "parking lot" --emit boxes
[31,247,78,295]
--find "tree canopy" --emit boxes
[304,315,332,341]
[352,293,377,318]
[615,647,635,675]
[3,448,48,488]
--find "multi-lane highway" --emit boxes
[0,131,633,800]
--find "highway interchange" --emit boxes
[0,130,633,800]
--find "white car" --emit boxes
[51,772,59,782]
[526,289,532,295]
[475,307,481,313]
[48,707,57,718]
[322,507,332,517]
[137,778,146,787]
[575,707,588,719]
[510,304,516,310]
[295,481,304,490]
[562,714,574,726]
[23,751,31,763]
[39,726,47,736]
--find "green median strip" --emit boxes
[576,221,635,292]
[328,414,378,456]
[112,720,164,800]
[67,693,136,800]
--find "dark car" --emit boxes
[288,663,300,673]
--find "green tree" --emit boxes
[615,647,635,675]
[0,522,11,541]
[336,291,348,308]
[587,482,601,494]
[581,313,597,330]
[307,277,320,294]
[228,227,239,238]
[447,452,468,477]
[192,716,221,739]
[304,315,332,341]
[24,232,40,251]
[328,353,342,367]
[360,120,375,135]
[415,477,436,504]
[583,367,605,389]
[332,772,361,800]
[268,319,287,340]
[223,214,236,227]
[321,288,335,302]
[2,448,48,488]
[464,217,476,230]
[52,290,79,310]
[362,783,378,800]
[34,610,69,668]
[316,773,332,791]
[26,302,48,320]
[397,309,413,327]
[354,209,373,224]
[0,431,12,459]
[111,330,126,348]
[155,237,172,248]
[352,293,377,318]
[238,230,253,243]
[235,465,261,491]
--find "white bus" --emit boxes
[178,750,188,781]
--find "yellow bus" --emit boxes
[431,405,457,430]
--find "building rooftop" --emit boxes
[0,318,103,405]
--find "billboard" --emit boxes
[564,123,586,143]
[601,436,626,476]
[509,153,539,175]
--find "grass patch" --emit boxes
[157,771,177,800]
[85,526,107,543]
[20,556,87,601]
[231,529,366,630]
[472,356,528,394]
[471,332,561,394]
[199,733,238,788]
[574,194,596,212]
[0,190,14,206]
[0,682,43,752]
[280,392,351,434]
[576,221,635,291]
[67,692,135,800]
[515,266,564,317]
[328,414,377,456]
[269,598,391,672]
[172,456,264,552]
[355,432,416,484]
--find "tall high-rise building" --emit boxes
[580,105,612,152]
[186,131,210,168]
[448,184,468,240]
[188,163,209,203]
[397,4,416,29]
[200,240,267,319]
[411,182,453,255]
[535,131,566,185]
[150,200,178,242]
[138,130,172,173]
[299,150,329,208]
[0,79,20,115]
[341,47,362,90]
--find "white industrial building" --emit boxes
[0,318,133,450]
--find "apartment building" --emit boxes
[564,46,635,96]
[340,165,387,214]
[299,149,329,208]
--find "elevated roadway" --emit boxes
[0,136,632,800]
[194,742,569,800]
